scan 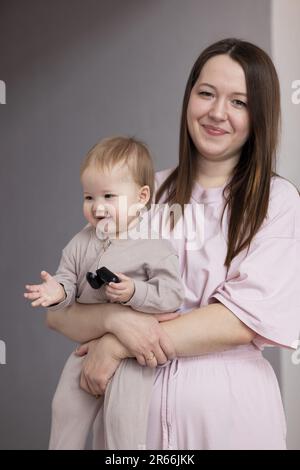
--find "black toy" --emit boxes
[86,266,120,289]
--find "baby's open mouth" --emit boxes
[96,216,110,221]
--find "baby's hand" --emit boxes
[24,271,66,307]
[104,272,135,304]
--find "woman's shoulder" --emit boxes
[270,175,299,201]
[269,175,299,215]
[261,175,300,238]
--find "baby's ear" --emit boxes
[139,185,151,205]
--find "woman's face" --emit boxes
[187,54,250,165]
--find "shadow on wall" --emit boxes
[0,0,153,82]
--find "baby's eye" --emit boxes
[232,99,247,108]
[104,194,116,199]
[84,196,93,201]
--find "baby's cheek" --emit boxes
[82,204,90,220]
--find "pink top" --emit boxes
[153,168,300,350]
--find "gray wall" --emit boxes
[0,0,272,449]
[271,0,300,450]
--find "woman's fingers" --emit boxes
[136,354,146,366]
[75,343,89,356]
[143,340,169,367]
[151,347,168,365]
[80,371,95,395]
[158,333,176,361]
[156,312,180,322]
[144,352,158,368]
[141,322,176,365]
[85,375,99,396]
[80,359,99,396]
[82,365,106,396]
[137,348,167,367]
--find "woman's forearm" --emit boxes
[46,302,129,343]
[160,302,256,357]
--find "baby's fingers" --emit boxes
[108,281,127,291]
[31,297,50,307]
[24,291,41,301]
[105,286,125,297]
[25,284,40,292]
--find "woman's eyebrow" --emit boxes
[232,92,247,96]
[198,82,215,89]
[198,82,247,96]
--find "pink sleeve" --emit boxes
[210,178,300,349]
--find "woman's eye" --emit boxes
[198,91,213,98]
[232,99,247,108]
[104,194,115,199]
[84,196,92,201]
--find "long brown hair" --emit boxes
[155,38,281,268]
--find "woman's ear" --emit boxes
[138,185,151,206]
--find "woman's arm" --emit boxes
[74,302,256,397]
[103,301,256,367]
[46,302,129,343]
[47,300,256,363]
[159,302,256,356]
[46,301,179,364]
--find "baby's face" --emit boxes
[81,163,143,236]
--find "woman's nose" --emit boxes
[208,98,227,121]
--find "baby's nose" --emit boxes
[93,203,106,216]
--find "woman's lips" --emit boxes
[202,124,228,136]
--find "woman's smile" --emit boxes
[201,124,229,136]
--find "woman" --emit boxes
[47,38,300,449]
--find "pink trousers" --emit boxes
[92,344,287,450]
[51,344,287,450]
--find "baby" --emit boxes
[24,136,184,449]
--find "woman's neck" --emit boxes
[196,155,237,188]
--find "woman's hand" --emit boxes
[107,310,180,368]
[75,334,130,397]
